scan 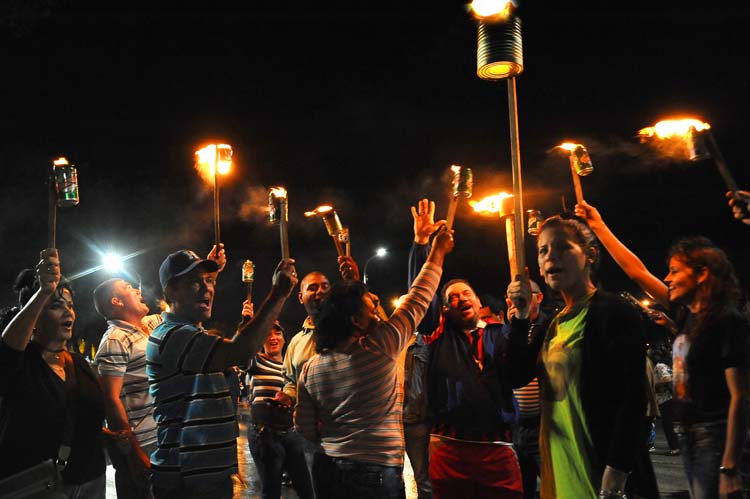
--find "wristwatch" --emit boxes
[719,466,738,476]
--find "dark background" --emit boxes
[1,1,749,348]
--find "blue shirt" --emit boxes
[146,313,238,488]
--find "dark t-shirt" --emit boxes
[671,307,748,423]
[0,341,106,484]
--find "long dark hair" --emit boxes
[0,269,73,331]
[667,236,740,337]
[312,280,368,352]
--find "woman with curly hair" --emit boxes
[576,201,747,499]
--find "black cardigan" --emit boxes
[508,290,659,498]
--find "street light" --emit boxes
[363,247,388,284]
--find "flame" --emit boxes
[392,294,408,309]
[638,118,711,140]
[194,144,233,184]
[53,157,69,166]
[556,142,580,152]
[641,299,651,307]
[304,205,334,217]
[469,192,513,214]
[450,164,462,174]
[270,186,287,199]
[470,0,513,19]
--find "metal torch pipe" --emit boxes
[504,216,520,278]
[213,152,221,250]
[506,78,526,274]
[246,282,253,302]
[48,175,57,249]
[331,237,346,257]
[705,130,739,192]
[280,199,290,260]
[568,156,585,205]
[445,198,458,231]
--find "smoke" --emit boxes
[237,184,272,224]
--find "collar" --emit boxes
[161,312,201,328]
[301,316,316,332]
[465,319,487,335]
[106,319,143,334]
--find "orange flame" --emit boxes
[304,205,333,217]
[53,157,69,166]
[470,0,513,19]
[270,186,287,199]
[556,142,581,152]
[638,118,711,140]
[194,144,233,184]
[469,192,514,214]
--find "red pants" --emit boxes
[430,436,523,499]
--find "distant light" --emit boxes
[376,248,388,258]
[392,295,407,309]
[102,253,123,272]
[641,299,651,307]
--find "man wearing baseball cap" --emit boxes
[146,249,298,499]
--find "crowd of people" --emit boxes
[0,192,748,499]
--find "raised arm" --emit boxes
[408,199,446,334]
[2,249,60,351]
[575,201,668,307]
[206,259,298,371]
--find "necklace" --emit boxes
[40,346,66,360]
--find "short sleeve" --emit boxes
[95,336,129,377]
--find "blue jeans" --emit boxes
[248,424,315,499]
[676,420,726,499]
[404,422,432,499]
[313,454,404,499]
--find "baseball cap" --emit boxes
[159,249,219,289]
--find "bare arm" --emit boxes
[2,249,59,351]
[719,367,746,497]
[207,259,297,371]
[575,201,669,307]
[100,375,130,431]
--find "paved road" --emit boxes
[106,412,691,498]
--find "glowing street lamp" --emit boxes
[363,247,388,284]
[195,144,233,250]
[102,253,123,273]
[472,0,526,274]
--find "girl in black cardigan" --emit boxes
[507,215,658,499]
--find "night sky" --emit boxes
[2,1,749,345]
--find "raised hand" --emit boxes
[411,198,446,245]
[272,259,298,297]
[207,243,227,273]
[727,190,750,225]
[36,248,61,296]
[338,255,361,282]
[506,269,532,321]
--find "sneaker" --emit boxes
[648,446,656,453]
[669,449,680,456]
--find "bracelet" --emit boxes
[719,466,738,476]
[599,490,627,499]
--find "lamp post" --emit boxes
[363,247,387,284]
[473,0,526,277]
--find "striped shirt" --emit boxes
[145,313,238,488]
[295,261,441,467]
[514,378,541,419]
[248,354,291,428]
[280,318,317,402]
[94,315,162,447]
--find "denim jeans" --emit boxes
[676,420,726,499]
[313,453,404,499]
[404,422,432,499]
[248,424,315,499]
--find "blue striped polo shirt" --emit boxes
[145,313,238,488]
